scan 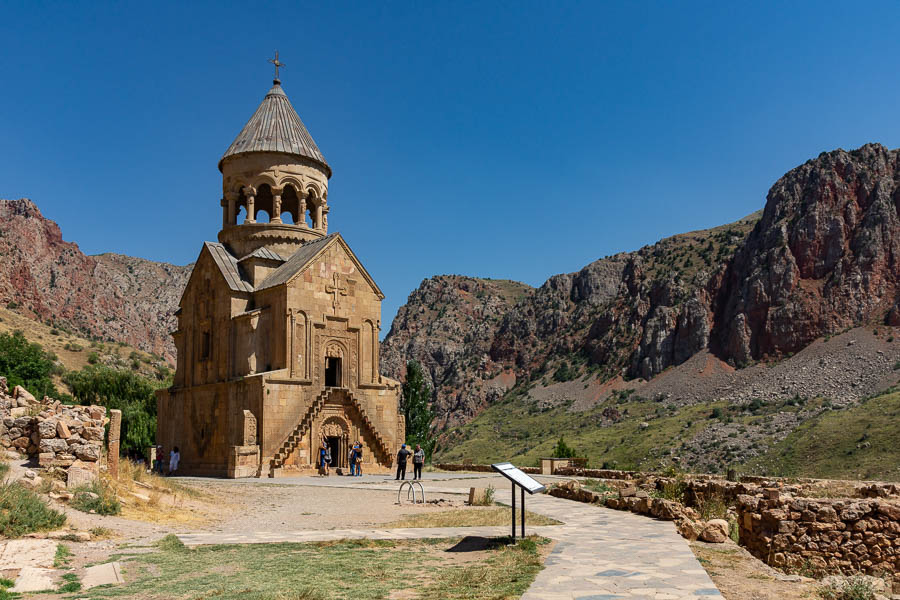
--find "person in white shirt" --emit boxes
[169,446,180,476]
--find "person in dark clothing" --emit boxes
[412,444,425,480]
[395,444,412,480]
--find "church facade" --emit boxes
[156,74,404,477]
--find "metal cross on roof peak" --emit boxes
[269,51,285,83]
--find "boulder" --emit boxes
[677,519,703,540]
[12,436,30,449]
[13,386,36,404]
[700,519,730,543]
[56,421,71,439]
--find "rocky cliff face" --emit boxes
[381,276,533,428]
[382,144,900,428]
[0,199,190,361]
[715,144,900,364]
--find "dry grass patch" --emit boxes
[385,507,560,528]
[692,541,818,600]
[105,460,214,525]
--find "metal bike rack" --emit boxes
[398,481,425,504]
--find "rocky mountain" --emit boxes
[381,144,900,463]
[0,199,190,361]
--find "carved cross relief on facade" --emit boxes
[325,272,348,313]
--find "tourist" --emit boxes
[355,440,363,476]
[395,443,411,480]
[168,446,180,476]
[348,442,357,476]
[318,441,329,476]
[154,444,164,474]
[412,444,425,480]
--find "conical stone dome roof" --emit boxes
[219,81,331,177]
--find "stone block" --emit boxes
[82,427,105,441]
[37,452,56,467]
[56,421,71,439]
[72,443,100,462]
[37,420,56,439]
[66,462,97,489]
[38,438,68,454]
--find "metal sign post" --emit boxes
[491,462,546,541]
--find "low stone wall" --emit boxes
[553,467,641,480]
[0,376,107,487]
[435,462,540,474]
[737,492,900,578]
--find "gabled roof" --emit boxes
[219,81,331,177]
[237,246,285,263]
[256,233,384,298]
[204,242,253,293]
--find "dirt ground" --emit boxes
[692,540,819,600]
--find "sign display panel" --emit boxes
[491,462,546,494]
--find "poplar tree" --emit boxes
[401,359,435,461]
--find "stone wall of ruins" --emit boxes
[0,376,106,487]
[737,492,900,577]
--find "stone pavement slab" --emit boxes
[10,567,56,593]
[0,539,57,569]
[82,561,124,589]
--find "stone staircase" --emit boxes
[345,389,392,466]
[269,388,328,474]
[267,388,394,475]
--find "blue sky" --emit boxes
[2,1,900,331]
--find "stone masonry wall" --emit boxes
[737,492,900,577]
[0,376,107,487]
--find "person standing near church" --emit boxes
[318,441,329,476]
[395,444,411,480]
[355,440,363,476]
[168,446,180,476]
[348,442,358,476]
[412,444,425,480]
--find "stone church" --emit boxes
[156,73,404,478]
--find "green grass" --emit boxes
[58,573,82,593]
[0,480,66,537]
[0,576,20,600]
[54,543,73,568]
[0,461,9,479]
[81,535,549,600]
[437,391,722,472]
[742,388,900,481]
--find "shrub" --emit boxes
[0,330,59,399]
[71,481,121,515]
[552,436,577,458]
[698,494,727,520]
[63,365,167,456]
[0,481,66,537]
[818,575,877,600]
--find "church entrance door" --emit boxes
[326,436,341,468]
[325,357,341,387]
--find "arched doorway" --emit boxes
[321,416,350,469]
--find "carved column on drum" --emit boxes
[108,409,122,480]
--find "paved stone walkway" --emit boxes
[177,475,724,600]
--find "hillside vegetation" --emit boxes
[742,387,900,481]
